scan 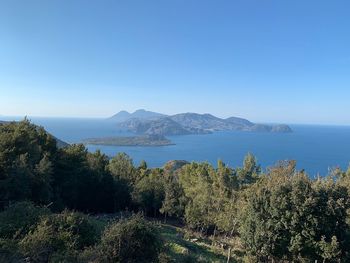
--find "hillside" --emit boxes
[54,136,69,148]
[112,110,292,136]
[0,120,69,148]
[1,120,349,263]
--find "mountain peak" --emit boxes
[133,109,146,113]
[109,109,166,122]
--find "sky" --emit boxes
[0,0,350,124]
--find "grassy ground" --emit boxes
[94,215,244,262]
[159,223,244,263]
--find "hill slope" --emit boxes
[0,120,69,148]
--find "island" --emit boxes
[82,134,174,146]
[110,109,293,136]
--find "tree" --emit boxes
[160,176,185,221]
[0,120,57,206]
[33,154,54,204]
[237,153,261,186]
[212,160,239,234]
[109,153,136,183]
[87,150,121,212]
[179,163,216,232]
[239,161,350,261]
[53,144,90,211]
[138,160,148,170]
[133,169,165,217]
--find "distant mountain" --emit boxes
[113,110,293,136]
[225,116,254,127]
[169,113,291,133]
[170,113,229,131]
[109,109,167,122]
[119,117,209,136]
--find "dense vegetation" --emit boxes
[0,120,350,262]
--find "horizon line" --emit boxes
[1,114,350,127]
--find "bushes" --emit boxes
[238,162,350,262]
[0,201,50,239]
[20,210,100,262]
[0,203,164,263]
[0,202,51,261]
[98,214,163,263]
[3,121,350,261]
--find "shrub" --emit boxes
[0,201,50,239]
[19,210,99,262]
[99,214,163,263]
[239,165,350,262]
[0,238,22,263]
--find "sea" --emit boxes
[2,116,350,177]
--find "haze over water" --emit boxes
[2,116,349,177]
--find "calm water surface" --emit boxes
[2,116,350,177]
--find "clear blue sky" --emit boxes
[1,0,350,124]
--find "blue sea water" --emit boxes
[2,116,350,177]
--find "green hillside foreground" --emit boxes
[1,120,350,263]
[159,223,231,262]
[89,215,236,262]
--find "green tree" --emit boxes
[133,169,165,217]
[179,163,216,232]
[53,144,90,211]
[237,153,261,186]
[33,154,54,204]
[160,175,185,221]
[239,161,350,262]
[0,120,57,206]
[211,161,239,235]
[109,153,136,183]
[87,150,119,212]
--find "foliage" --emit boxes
[19,210,99,262]
[98,214,163,263]
[0,201,50,239]
[108,152,136,183]
[133,168,165,217]
[236,153,260,186]
[178,161,240,234]
[2,120,350,262]
[0,119,57,204]
[160,174,185,220]
[239,161,350,262]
